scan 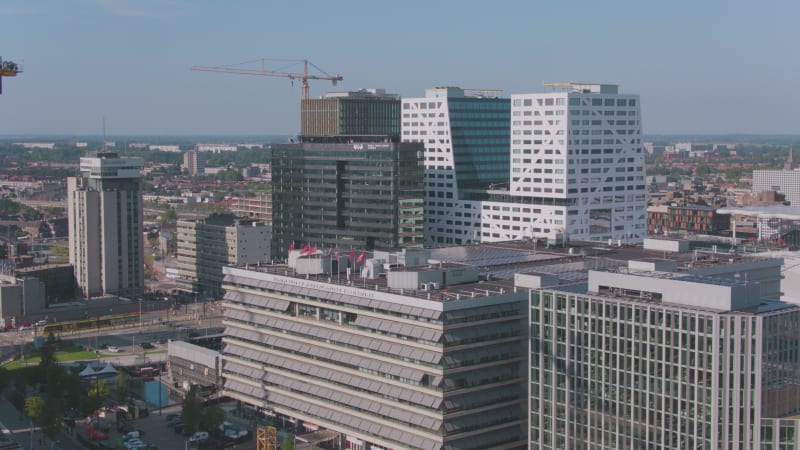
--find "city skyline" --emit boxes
[1,0,799,136]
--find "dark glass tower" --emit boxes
[271,136,424,259]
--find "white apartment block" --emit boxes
[402,84,646,247]
[196,143,237,153]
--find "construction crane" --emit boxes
[0,57,22,95]
[191,58,342,100]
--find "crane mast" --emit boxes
[191,59,342,100]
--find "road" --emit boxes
[0,302,223,362]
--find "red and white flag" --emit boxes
[288,241,295,252]
[310,245,318,255]
[300,244,310,255]
[356,251,366,263]
[348,250,356,262]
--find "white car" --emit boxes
[106,346,121,353]
[188,431,209,443]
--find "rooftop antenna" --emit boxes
[101,117,107,154]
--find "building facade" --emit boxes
[301,89,400,137]
[231,193,272,225]
[402,84,646,247]
[753,169,800,207]
[176,214,270,298]
[530,268,800,449]
[270,136,424,259]
[183,150,207,177]
[647,205,728,235]
[401,87,511,247]
[68,153,144,298]
[220,255,528,450]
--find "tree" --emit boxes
[181,385,203,434]
[281,436,295,450]
[25,396,45,422]
[40,400,63,438]
[159,208,177,225]
[84,379,110,415]
[116,371,129,401]
[200,404,225,431]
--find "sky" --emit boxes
[1,0,799,136]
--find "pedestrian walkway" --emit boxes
[0,389,80,450]
[0,391,38,449]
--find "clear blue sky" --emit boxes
[1,0,798,136]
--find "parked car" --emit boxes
[106,346,121,353]
[164,414,178,422]
[188,431,209,443]
[139,342,155,349]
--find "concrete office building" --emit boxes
[176,214,270,298]
[220,249,529,450]
[402,83,646,247]
[183,150,207,176]
[270,136,424,259]
[301,89,401,137]
[68,153,144,298]
[530,266,800,449]
[752,169,800,207]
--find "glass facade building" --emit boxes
[530,269,800,450]
[271,136,424,259]
[402,87,511,246]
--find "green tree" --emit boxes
[116,371,129,401]
[40,400,63,438]
[159,208,177,225]
[181,385,203,435]
[84,379,110,414]
[695,165,711,177]
[200,404,225,431]
[25,396,45,422]
[282,436,295,450]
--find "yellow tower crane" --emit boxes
[191,58,342,100]
[0,57,22,95]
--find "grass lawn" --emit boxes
[3,344,100,370]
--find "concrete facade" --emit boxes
[68,153,144,298]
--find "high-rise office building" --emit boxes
[220,250,529,450]
[402,87,511,247]
[176,213,270,297]
[68,152,144,298]
[530,266,800,449]
[183,150,207,176]
[402,83,646,247]
[270,135,424,259]
[301,89,400,136]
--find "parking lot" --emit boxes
[115,404,257,450]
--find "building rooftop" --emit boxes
[227,239,783,305]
